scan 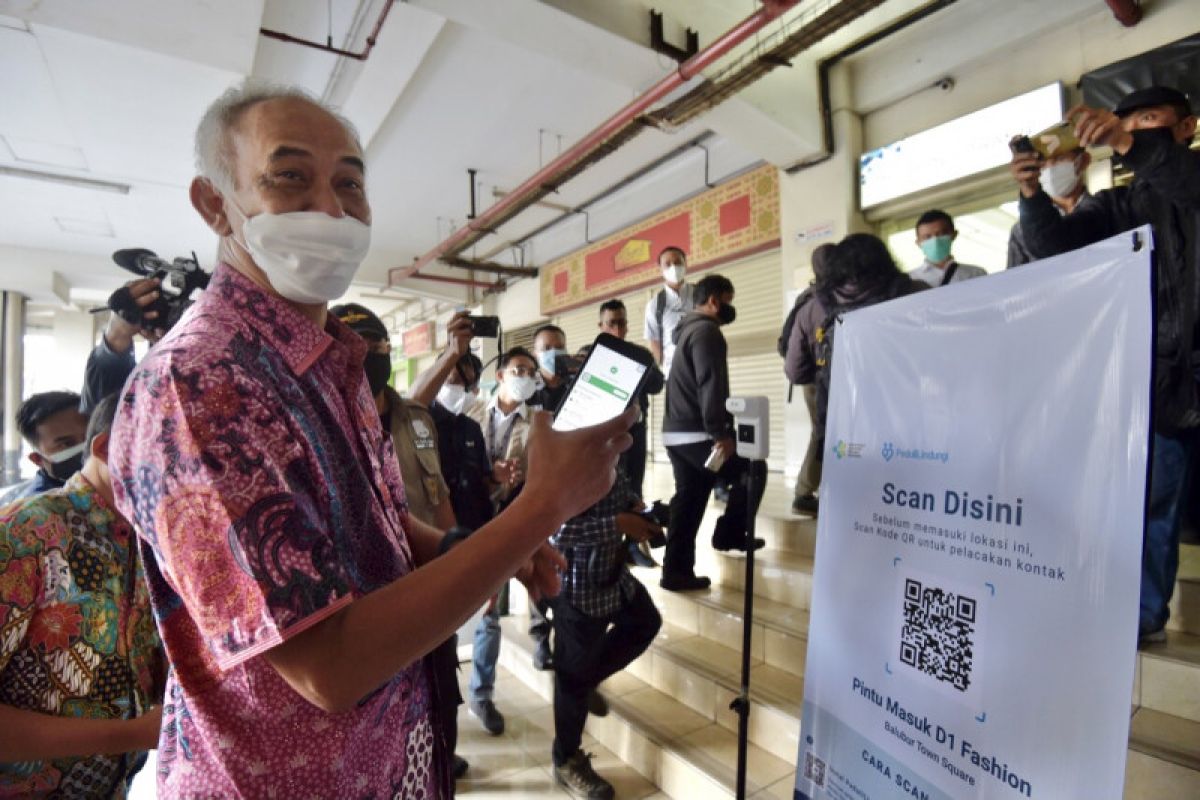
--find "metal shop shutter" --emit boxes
[646,250,786,471]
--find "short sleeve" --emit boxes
[112,356,356,671]
[644,292,661,342]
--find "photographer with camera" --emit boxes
[1008,85,1200,646]
[80,277,162,416]
[1006,146,1092,268]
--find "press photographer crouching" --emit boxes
[109,82,634,797]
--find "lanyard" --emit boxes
[486,407,518,462]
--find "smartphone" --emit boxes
[1030,120,1081,158]
[551,332,654,432]
[466,315,500,337]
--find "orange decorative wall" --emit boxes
[540,163,780,315]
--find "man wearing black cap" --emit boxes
[1009,85,1199,646]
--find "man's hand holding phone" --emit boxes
[520,407,636,524]
[1008,136,1043,198]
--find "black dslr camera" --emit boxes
[105,248,211,332]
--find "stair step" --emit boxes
[1125,709,1200,798]
[1168,574,1200,637]
[495,618,793,798]
[1136,630,1200,723]
[714,547,814,607]
[635,575,809,678]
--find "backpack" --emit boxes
[812,276,915,445]
[777,292,806,359]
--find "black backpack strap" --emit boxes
[939,261,959,287]
[655,288,667,336]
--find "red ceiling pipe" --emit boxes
[391,0,800,284]
[260,0,395,61]
[1105,0,1141,27]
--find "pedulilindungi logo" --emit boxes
[880,441,949,464]
[831,440,865,460]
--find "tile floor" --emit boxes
[455,667,662,798]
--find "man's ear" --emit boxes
[190,177,232,237]
[89,432,109,464]
[27,451,44,469]
[1178,115,1198,143]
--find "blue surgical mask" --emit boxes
[919,235,953,264]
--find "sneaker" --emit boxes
[452,755,469,779]
[533,637,554,671]
[1138,627,1168,647]
[660,572,711,592]
[554,750,615,800]
[468,699,505,735]
[792,494,819,516]
[587,690,609,717]
[712,534,765,553]
[626,539,658,568]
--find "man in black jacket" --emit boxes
[660,274,765,591]
[1010,85,1199,644]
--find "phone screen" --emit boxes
[552,341,648,432]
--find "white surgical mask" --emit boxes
[437,383,469,415]
[1039,159,1082,199]
[229,201,371,304]
[505,374,537,403]
[663,265,686,285]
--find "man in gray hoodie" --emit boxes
[660,273,765,592]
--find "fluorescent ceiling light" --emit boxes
[1,165,130,194]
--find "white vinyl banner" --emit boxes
[795,228,1153,800]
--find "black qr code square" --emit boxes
[900,578,975,692]
[804,751,827,787]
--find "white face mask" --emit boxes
[1039,159,1082,199]
[504,374,537,403]
[663,265,686,285]
[437,383,470,415]
[229,202,371,304]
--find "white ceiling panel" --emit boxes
[0,0,263,74]
[33,23,242,186]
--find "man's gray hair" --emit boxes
[194,82,362,193]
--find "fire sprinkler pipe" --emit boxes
[392,0,800,284]
[260,0,395,61]
[1104,0,1142,27]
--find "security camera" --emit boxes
[935,77,955,92]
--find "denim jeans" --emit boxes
[1140,432,1191,634]
[469,604,501,702]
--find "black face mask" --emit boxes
[42,451,84,483]
[364,352,393,396]
[717,303,737,326]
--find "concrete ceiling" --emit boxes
[0,0,1124,318]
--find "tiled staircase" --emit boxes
[499,468,1200,798]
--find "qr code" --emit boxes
[804,751,827,787]
[899,578,976,692]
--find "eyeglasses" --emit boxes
[505,365,536,377]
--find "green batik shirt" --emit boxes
[0,473,163,798]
